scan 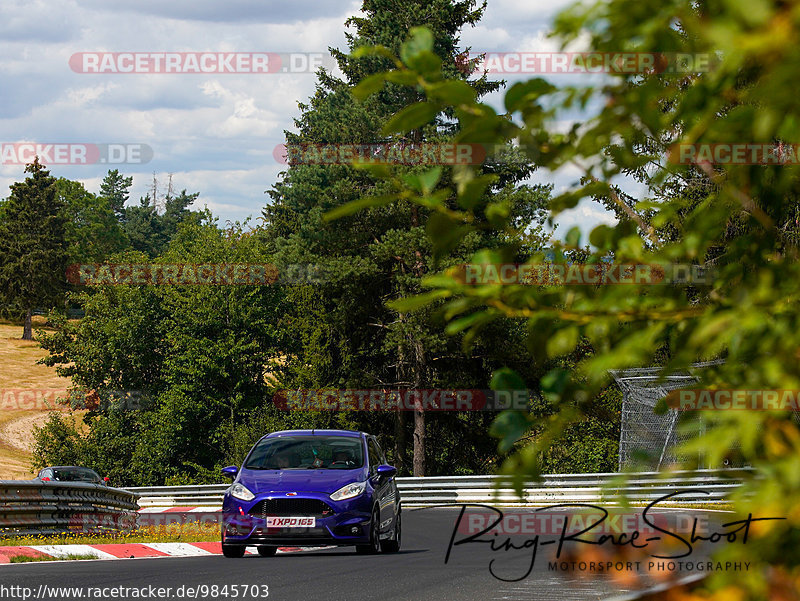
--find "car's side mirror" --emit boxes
[221,466,239,479]
[376,465,397,479]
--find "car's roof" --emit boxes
[46,466,98,471]
[263,429,365,439]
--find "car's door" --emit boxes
[367,437,393,534]
[375,438,399,531]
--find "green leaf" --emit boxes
[406,50,443,75]
[546,326,579,358]
[653,398,669,415]
[385,71,420,86]
[459,310,500,350]
[490,367,528,391]
[565,226,581,248]
[441,297,474,321]
[400,27,434,65]
[352,72,387,100]
[413,188,451,210]
[351,45,396,61]
[540,369,569,396]
[490,411,531,453]
[505,79,556,113]
[323,195,396,221]
[589,224,613,248]
[485,200,511,227]
[382,102,441,135]
[457,175,495,210]
[388,289,450,312]
[427,80,477,105]
[350,163,392,178]
[445,309,489,335]
[426,212,473,258]
[404,167,442,194]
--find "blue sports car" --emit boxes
[220,429,401,557]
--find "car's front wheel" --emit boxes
[380,510,400,553]
[221,544,245,558]
[257,546,277,557]
[355,508,381,554]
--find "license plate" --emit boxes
[266,516,316,528]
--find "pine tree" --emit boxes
[99,169,133,220]
[0,158,68,339]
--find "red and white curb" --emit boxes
[0,542,334,564]
[0,507,336,563]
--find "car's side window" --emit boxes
[367,439,380,473]
[373,439,387,465]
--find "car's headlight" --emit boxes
[229,483,255,501]
[330,481,366,501]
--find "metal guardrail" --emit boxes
[0,481,140,535]
[128,468,747,508]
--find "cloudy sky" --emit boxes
[0,0,624,237]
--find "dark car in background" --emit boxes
[220,429,401,558]
[37,466,110,485]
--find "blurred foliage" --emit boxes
[336,1,800,596]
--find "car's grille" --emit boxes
[248,498,334,518]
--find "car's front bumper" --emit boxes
[221,490,373,546]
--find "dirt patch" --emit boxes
[0,412,60,453]
[0,321,74,479]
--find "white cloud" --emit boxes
[0,0,638,231]
[546,199,618,243]
[65,82,118,106]
[0,0,81,43]
[77,0,360,24]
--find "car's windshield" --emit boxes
[52,468,100,482]
[244,436,364,470]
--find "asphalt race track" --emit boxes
[1,508,733,601]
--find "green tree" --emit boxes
[122,177,203,257]
[57,178,127,264]
[36,219,288,485]
[122,197,161,256]
[0,158,68,339]
[264,0,549,475]
[99,169,133,221]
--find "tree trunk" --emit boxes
[409,198,427,478]
[413,404,425,476]
[22,308,32,340]
[411,336,426,477]
[395,407,406,474]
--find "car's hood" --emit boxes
[237,467,368,495]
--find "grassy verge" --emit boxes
[1,523,220,547]
[10,554,96,563]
